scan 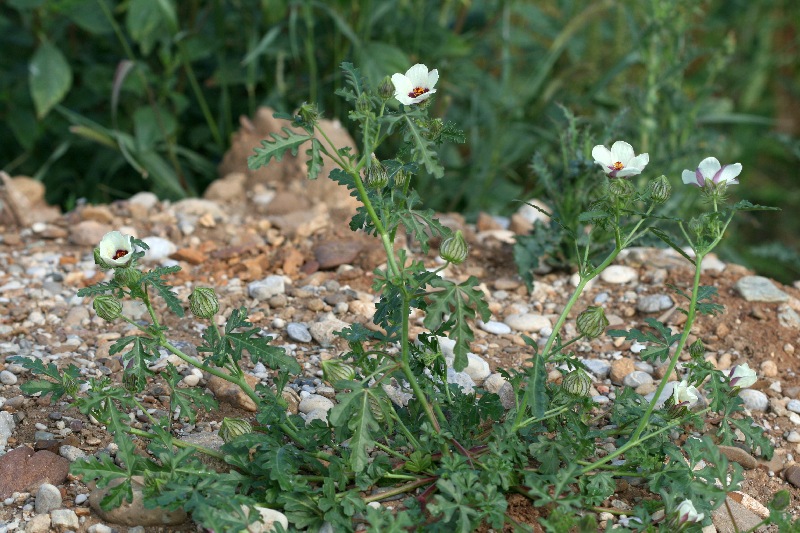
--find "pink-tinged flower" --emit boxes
[391,64,438,105]
[682,157,742,188]
[729,363,757,389]
[591,141,649,178]
[672,380,699,408]
[676,500,704,523]
[98,231,134,267]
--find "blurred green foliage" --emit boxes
[1,0,798,280]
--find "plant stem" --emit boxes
[400,295,442,432]
[363,477,437,504]
[628,253,704,443]
[127,427,226,461]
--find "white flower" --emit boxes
[391,64,438,106]
[729,363,757,389]
[98,231,134,267]
[672,380,699,408]
[591,141,649,178]
[676,500,704,523]
[682,157,742,188]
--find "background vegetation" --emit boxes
[1,0,798,281]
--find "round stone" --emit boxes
[479,320,512,335]
[600,265,638,284]
[786,399,800,414]
[0,370,17,385]
[287,322,312,343]
[623,371,653,388]
[636,294,673,313]
[139,236,177,262]
[248,275,286,301]
[35,483,62,514]
[738,389,769,412]
[298,394,335,414]
[581,359,611,380]
[787,431,800,443]
[182,374,201,387]
[503,313,551,333]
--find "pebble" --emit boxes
[308,317,349,346]
[786,399,800,414]
[87,524,114,533]
[34,483,62,514]
[622,371,653,388]
[246,506,289,533]
[760,360,778,378]
[447,368,476,394]
[59,445,87,462]
[636,294,673,313]
[287,322,313,343]
[738,389,769,412]
[787,431,800,443]
[0,412,15,449]
[479,320,512,335]
[717,445,758,470]
[503,313,551,333]
[182,374,201,387]
[0,371,18,385]
[581,359,611,379]
[599,265,638,284]
[248,275,286,300]
[460,353,491,385]
[610,358,635,385]
[128,191,159,209]
[74,493,88,505]
[298,394,335,414]
[25,514,51,533]
[734,275,789,302]
[778,305,800,329]
[313,241,362,270]
[785,464,800,488]
[50,509,80,531]
[139,236,178,262]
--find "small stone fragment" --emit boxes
[0,370,18,385]
[734,276,789,302]
[248,275,286,300]
[717,445,758,469]
[309,317,350,346]
[599,265,638,284]
[636,294,673,314]
[287,322,312,343]
[50,509,80,532]
[784,464,800,488]
[610,358,635,385]
[623,371,653,388]
[298,394,335,414]
[34,482,62,514]
[738,389,768,412]
[760,360,778,378]
[207,373,261,412]
[313,241,363,269]
[479,320,512,335]
[503,313,551,333]
[24,514,51,533]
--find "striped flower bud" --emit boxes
[113,267,142,289]
[378,76,395,100]
[576,306,609,339]
[648,175,672,204]
[93,295,122,322]
[439,230,468,264]
[219,417,253,443]
[366,155,388,189]
[321,359,356,387]
[368,394,386,421]
[689,339,705,360]
[189,287,219,319]
[562,369,592,396]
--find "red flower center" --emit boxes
[408,87,429,98]
[612,161,625,171]
[113,249,129,260]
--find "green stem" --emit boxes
[514,405,572,431]
[363,477,436,504]
[628,254,704,444]
[400,295,442,432]
[176,40,223,148]
[127,427,225,461]
[580,418,683,474]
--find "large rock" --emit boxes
[0,446,70,499]
[0,172,61,227]
[89,476,187,527]
[217,107,359,215]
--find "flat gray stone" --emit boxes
[50,509,79,532]
[738,389,768,412]
[636,294,673,313]
[503,313,551,332]
[786,399,800,414]
[286,322,312,343]
[248,275,286,300]
[581,359,611,379]
[600,265,638,284]
[734,276,789,302]
[622,371,653,388]
[478,320,512,335]
[35,483,62,514]
[778,305,800,329]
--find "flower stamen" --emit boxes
[408,87,429,99]
[611,162,624,171]
[113,250,129,260]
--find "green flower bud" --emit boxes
[219,417,253,443]
[368,394,386,422]
[426,118,444,139]
[366,155,388,188]
[393,169,411,190]
[378,76,394,100]
[439,230,469,264]
[297,102,320,126]
[189,287,220,319]
[562,369,592,396]
[576,306,609,339]
[688,217,705,239]
[93,295,123,322]
[113,267,142,289]
[321,359,356,387]
[689,339,705,360]
[93,248,111,269]
[648,175,672,204]
[608,178,636,200]
[356,93,371,115]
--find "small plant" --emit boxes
[13,61,794,532]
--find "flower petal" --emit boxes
[714,163,742,185]
[610,141,635,164]
[405,64,430,87]
[391,73,414,105]
[615,167,643,178]
[427,68,439,89]
[682,169,702,187]
[591,145,614,168]
[696,157,721,179]
[627,153,649,171]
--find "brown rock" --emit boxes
[717,445,758,469]
[207,373,261,412]
[80,205,115,224]
[203,172,247,203]
[89,475,187,527]
[314,240,363,270]
[0,172,61,226]
[69,220,112,247]
[0,446,71,499]
[476,212,503,232]
[170,247,207,265]
[610,358,635,385]
[269,204,330,238]
[785,464,800,488]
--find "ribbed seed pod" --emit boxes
[321,359,356,387]
[93,295,122,322]
[366,155,388,188]
[368,394,386,421]
[562,369,592,396]
[189,287,220,319]
[689,339,705,360]
[219,417,253,443]
[576,306,609,339]
[439,230,468,264]
[113,267,142,289]
[648,175,672,204]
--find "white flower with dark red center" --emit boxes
[729,363,757,389]
[98,231,134,267]
[591,141,649,178]
[676,500,704,523]
[391,64,439,105]
[672,380,699,408]
[682,156,742,188]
